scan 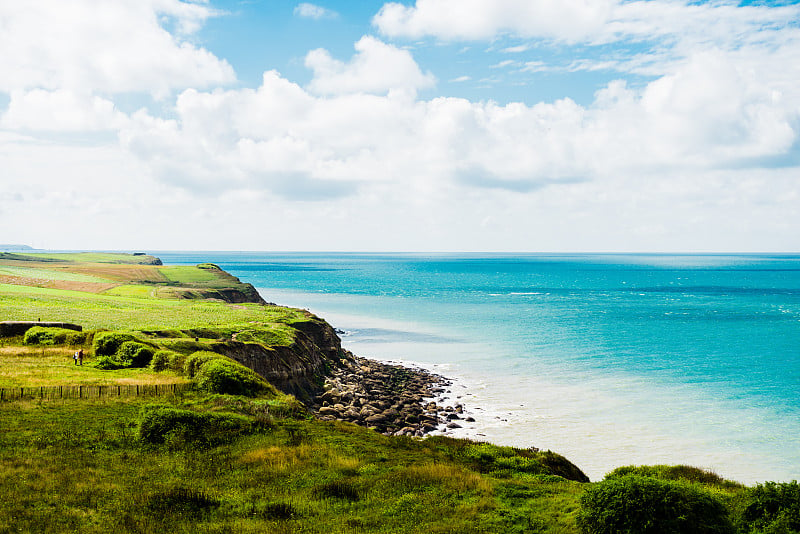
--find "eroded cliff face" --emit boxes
[210,317,346,403]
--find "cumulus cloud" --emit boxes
[305,36,436,96]
[294,3,338,20]
[0,0,234,96]
[113,46,798,204]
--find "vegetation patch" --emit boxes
[606,464,743,490]
[93,331,141,356]
[23,326,88,346]
[195,357,276,397]
[734,480,800,533]
[138,405,254,447]
[577,474,735,534]
[144,486,220,519]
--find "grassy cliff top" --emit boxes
[0,253,264,304]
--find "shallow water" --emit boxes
[158,252,800,483]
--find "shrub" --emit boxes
[23,326,86,346]
[606,465,741,489]
[92,331,139,356]
[147,349,186,373]
[117,341,154,367]
[194,358,273,397]
[455,443,589,482]
[734,481,800,533]
[138,406,253,446]
[167,351,187,372]
[150,350,172,372]
[577,475,735,534]
[183,350,224,378]
[93,340,155,369]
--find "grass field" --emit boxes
[0,394,588,534]
[0,346,189,388]
[0,283,305,331]
[0,252,262,302]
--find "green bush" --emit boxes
[606,465,741,489]
[138,406,253,447]
[734,481,800,533]
[194,358,273,397]
[167,351,187,372]
[184,350,224,377]
[23,326,86,346]
[118,341,155,367]
[93,340,155,370]
[577,475,735,534]
[149,349,188,373]
[92,331,140,356]
[150,350,172,372]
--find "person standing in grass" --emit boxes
[74,349,83,366]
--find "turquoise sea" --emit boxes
[158,253,800,483]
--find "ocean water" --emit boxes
[157,252,800,483]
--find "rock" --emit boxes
[446,422,462,429]
[365,414,387,425]
[311,353,469,439]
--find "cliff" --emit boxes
[209,317,345,403]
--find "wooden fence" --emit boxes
[0,382,192,402]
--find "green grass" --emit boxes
[1,252,160,264]
[103,285,156,298]
[0,283,308,332]
[0,265,113,283]
[0,396,586,533]
[0,346,189,388]
[158,266,221,285]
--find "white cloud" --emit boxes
[113,46,798,205]
[305,36,436,96]
[1,90,129,132]
[373,0,615,42]
[0,0,234,96]
[294,3,338,20]
[373,0,800,48]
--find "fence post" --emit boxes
[79,385,83,399]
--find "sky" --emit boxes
[1,0,799,252]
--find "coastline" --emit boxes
[148,253,800,485]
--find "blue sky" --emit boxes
[1,0,800,251]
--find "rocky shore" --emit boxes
[311,352,475,437]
